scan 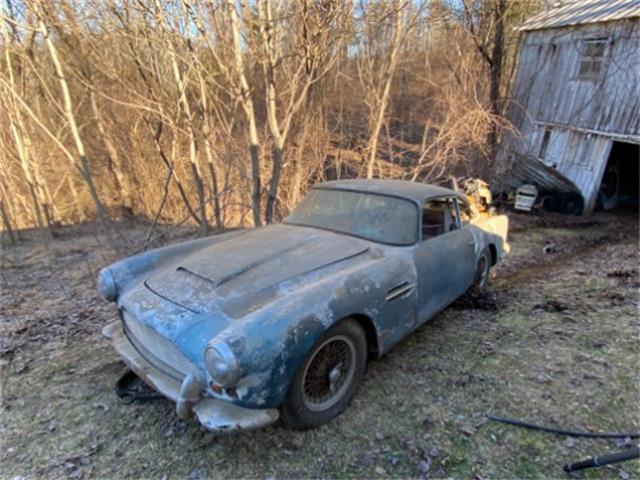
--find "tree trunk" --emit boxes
[195,62,223,232]
[259,0,280,225]
[488,0,506,158]
[0,199,17,245]
[158,0,208,234]
[1,14,52,232]
[229,0,262,227]
[89,91,130,208]
[10,123,43,229]
[149,119,202,226]
[66,175,83,220]
[366,84,392,179]
[36,3,107,221]
[30,150,56,228]
[206,157,223,232]
[248,122,262,227]
[264,141,284,224]
[365,0,404,179]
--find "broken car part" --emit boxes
[456,177,493,212]
[116,369,163,404]
[514,184,539,212]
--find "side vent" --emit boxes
[386,281,415,301]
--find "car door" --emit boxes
[413,196,475,324]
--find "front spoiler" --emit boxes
[102,321,279,432]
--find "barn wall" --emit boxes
[533,128,613,211]
[511,19,640,136]
[499,18,639,213]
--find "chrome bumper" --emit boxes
[102,321,279,432]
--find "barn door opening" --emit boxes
[597,141,639,211]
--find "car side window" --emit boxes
[422,198,459,240]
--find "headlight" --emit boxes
[97,268,117,301]
[205,342,240,388]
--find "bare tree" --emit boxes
[461,0,513,158]
[0,9,51,230]
[56,0,131,209]
[358,0,412,179]
[0,0,535,236]
[219,0,265,227]
[31,0,108,221]
[153,0,209,234]
[251,0,347,222]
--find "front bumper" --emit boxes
[102,321,279,432]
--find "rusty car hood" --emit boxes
[144,223,370,315]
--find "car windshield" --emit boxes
[284,188,418,245]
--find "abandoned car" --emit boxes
[99,179,509,431]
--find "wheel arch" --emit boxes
[487,243,498,266]
[349,313,380,359]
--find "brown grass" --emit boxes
[1,211,638,479]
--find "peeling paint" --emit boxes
[101,181,509,418]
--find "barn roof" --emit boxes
[519,0,640,31]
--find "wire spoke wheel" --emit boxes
[302,335,356,412]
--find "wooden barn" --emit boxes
[498,0,640,214]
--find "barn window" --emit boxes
[539,127,552,159]
[578,38,607,78]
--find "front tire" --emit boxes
[281,319,367,429]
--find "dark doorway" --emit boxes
[598,141,639,211]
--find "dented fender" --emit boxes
[470,214,510,260]
[208,249,415,409]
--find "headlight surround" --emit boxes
[97,268,117,301]
[204,342,240,388]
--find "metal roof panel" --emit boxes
[519,0,640,31]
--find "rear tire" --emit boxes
[469,247,491,294]
[281,319,367,429]
[541,193,560,212]
[559,192,584,215]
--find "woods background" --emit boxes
[0,0,541,237]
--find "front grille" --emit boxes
[121,311,205,383]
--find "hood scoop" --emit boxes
[145,267,219,314]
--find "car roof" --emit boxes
[314,179,463,204]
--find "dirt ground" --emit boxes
[1,211,639,479]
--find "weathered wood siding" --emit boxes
[499,18,639,213]
[510,18,639,135]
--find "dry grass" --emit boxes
[1,212,638,479]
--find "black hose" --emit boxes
[563,447,639,472]
[488,415,640,439]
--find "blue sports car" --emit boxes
[99,179,509,431]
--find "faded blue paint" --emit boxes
[100,181,509,411]
[106,230,247,299]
